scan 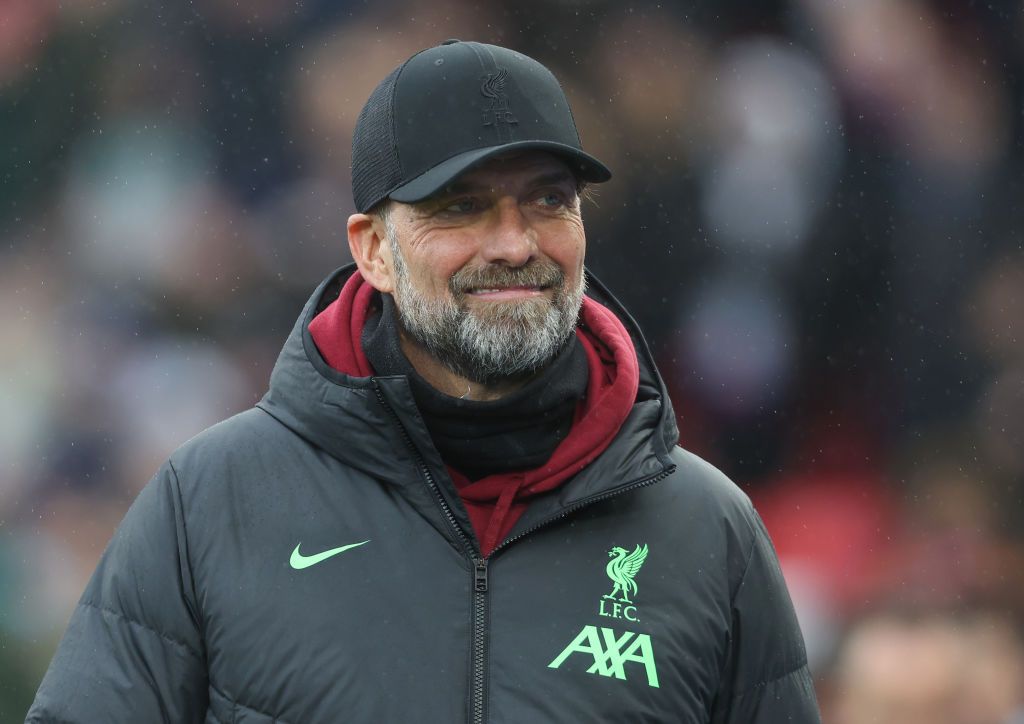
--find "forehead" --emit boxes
[438,151,577,195]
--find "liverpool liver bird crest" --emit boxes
[480,68,517,127]
[480,68,509,100]
[604,544,649,603]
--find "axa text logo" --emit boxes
[548,625,659,688]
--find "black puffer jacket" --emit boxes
[28,266,821,723]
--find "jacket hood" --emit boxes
[256,264,679,517]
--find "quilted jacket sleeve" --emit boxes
[26,461,208,723]
[710,507,822,724]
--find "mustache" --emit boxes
[449,262,564,294]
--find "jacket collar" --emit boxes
[257,264,679,536]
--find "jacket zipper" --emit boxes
[371,383,473,552]
[489,466,676,558]
[471,558,489,724]
[372,384,489,723]
[372,381,674,724]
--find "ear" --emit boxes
[347,213,395,294]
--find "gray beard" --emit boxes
[388,233,585,386]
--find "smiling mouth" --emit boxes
[466,285,549,299]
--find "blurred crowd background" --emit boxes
[1,0,1022,721]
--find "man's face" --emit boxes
[380,152,587,385]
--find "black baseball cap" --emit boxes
[351,39,612,213]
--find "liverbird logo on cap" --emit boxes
[480,68,518,127]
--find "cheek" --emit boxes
[546,228,586,279]
[405,250,465,296]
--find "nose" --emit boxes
[479,199,536,267]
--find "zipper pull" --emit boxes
[474,558,488,592]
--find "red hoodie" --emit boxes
[309,271,639,556]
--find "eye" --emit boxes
[537,191,567,208]
[441,197,480,215]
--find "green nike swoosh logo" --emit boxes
[289,540,370,570]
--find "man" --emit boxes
[28,40,820,723]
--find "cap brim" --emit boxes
[387,141,612,204]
